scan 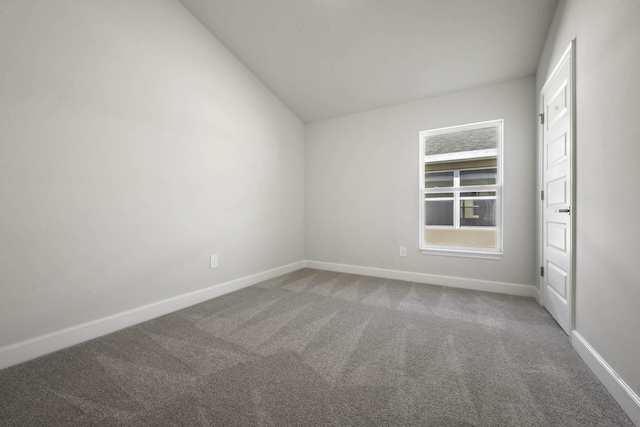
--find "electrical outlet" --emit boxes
[399,246,407,257]
[210,254,218,269]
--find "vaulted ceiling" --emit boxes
[178,0,558,123]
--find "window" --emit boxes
[419,120,503,258]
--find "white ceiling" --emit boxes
[178,0,558,123]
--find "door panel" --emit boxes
[547,133,567,167]
[547,262,567,299]
[541,42,574,335]
[547,81,568,127]
[547,222,567,252]
[547,178,567,205]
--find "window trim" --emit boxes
[419,119,504,258]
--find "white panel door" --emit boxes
[541,42,574,335]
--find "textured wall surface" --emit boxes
[536,0,640,399]
[306,78,537,287]
[0,0,305,348]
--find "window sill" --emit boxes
[419,248,502,260]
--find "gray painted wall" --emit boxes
[305,77,537,287]
[537,0,640,397]
[0,0,305,348]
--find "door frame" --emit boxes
[538,39,576,335]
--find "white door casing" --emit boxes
[540,41,575,336]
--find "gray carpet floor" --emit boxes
[0,268,633,426]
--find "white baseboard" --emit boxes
[571,330,640,426]
[304,260,537,298]
[572,331,640,425]
[0,260,305,371]
[532,285,542,304]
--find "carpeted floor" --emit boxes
[0,269,633,426]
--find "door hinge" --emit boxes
[541,190,544,201]
[539,113,544,125]
[540,266,545,277]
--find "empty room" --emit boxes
[1,0,639,425]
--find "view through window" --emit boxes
[419,120,502,256]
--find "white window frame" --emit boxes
[419,119,503,259]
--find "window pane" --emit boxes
[425,127,497,156]
[460,191,495,197]
[460,168,497,186]
[425,197,453,226]
[460,198,496,227]
[425,171,453,188]
[424,192,453,199]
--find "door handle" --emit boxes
[555,208,571,214]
